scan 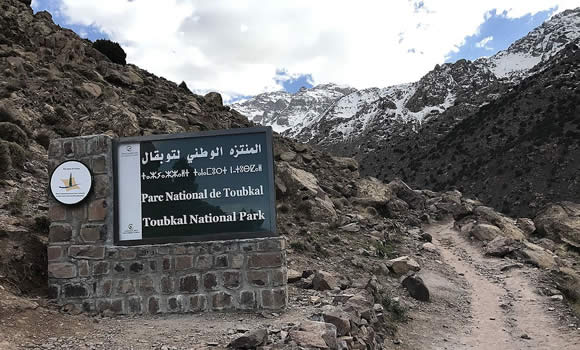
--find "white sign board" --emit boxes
[49,160,93,205]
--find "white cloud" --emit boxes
[57,0,579,101]
[475,36,494,50]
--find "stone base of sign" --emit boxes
[47,135,287,314]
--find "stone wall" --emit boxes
[47,135,287,314]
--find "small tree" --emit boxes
[93,39,126,65]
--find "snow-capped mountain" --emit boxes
[231,8,580,151]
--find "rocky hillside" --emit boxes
[363,40,580,217]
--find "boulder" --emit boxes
[204,91,223,106]
[291,321,338,350]
[386,179,425,210]
[386,256,421,275]
[484,236,515,257]
[287,269,302,283]
[421,242,438,253]
[534,202,580,248]
[356,177,394,202]
[521,241,557,269]
[227,328,268,349]
[470,223,502,241]
[322,311,352,336]
[473,206,525,240]
[516,218,536,236]
[312,271,338,291]
[331,157,358,171]
[402,275,430,301]
[279,151,296,161]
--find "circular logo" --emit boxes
[49,160,93,206]
[128,224,134,230]
[126,145,132,152]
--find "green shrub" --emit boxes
[93,39,127,65]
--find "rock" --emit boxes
[287,269,302,283]
[484,236,515,257]
[473,206,526,240]
[534,202,580,248]
[312,271,338,291]
[356,177,394,202]
[470,223,502,241]
[340,223,360,232]
[402,275,430,301]
[386,256,421,275]
[421,242,438,253]
[204,92,223,106]
[323,311,352,336]
[291,320,338,350]
[516,218,536,236]
[294,143,308,152]
[420,232,432,242]
[279,151,296,161]
[386,179,425,210]
[521,241,557,269]
[227,328,268,349]
[331,157,358,171]
[80,82,102,98]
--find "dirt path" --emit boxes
[424,221,579,349]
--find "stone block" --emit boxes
[48,140,63,158]
[195,255,212,270]
[68,245,105,259]
[215,254,229,268]
[222,241,239,253]
[261,288,287,309]
[160,276,174,294]
[117,279,136,295]
[48,263,76,279]
[239,290,256,308]
[139,276,156,295]
[80,224,104,242]
[93,175,109,198]
[88,199,107,221]
[128,297,142,314]
[48,205,66,221]
[63,140,73,156]
[137,248,156,258]
[190,295,207,312]
[167,296,182,312]
[173,246,187,255]
[129,262,144,273]
[179,274,199,293]
[120,249,137,260]
[49,223,72,242]
[87,136,110,155]
[211,291,233,311]
[247,270,269,287]
[203,272,218,291]
[48,285,59,299]
[223,271,241,289]
[73,138,87,157]
[210,242,225,254]
[100,280,112,297]
[47,246,63,261]
[162,256,172,271]
[175,255,193,270]
[78,260,90,277]
[248,253,282,269]
[271,268,286,287]
[231,254,244,269]
[63,283,89,298]
[148,260,157,272]
[92,155,107,174]
[240,241,257,252]
[113,262,126,274]
[257,239,282,251]
[93,261,109,275]
[148,297,160,314]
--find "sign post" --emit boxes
[113,127,276,245]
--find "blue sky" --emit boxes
[30,1,571,100]
[445,9,553,62]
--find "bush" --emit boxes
[93,39,126,65]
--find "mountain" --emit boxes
[233,8,580,151]
[233,8,580,216]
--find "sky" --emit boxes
[31,0,578,102]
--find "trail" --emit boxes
[422,221,579,349]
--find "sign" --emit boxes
[114,127,276,245]
[49,160,93,205]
